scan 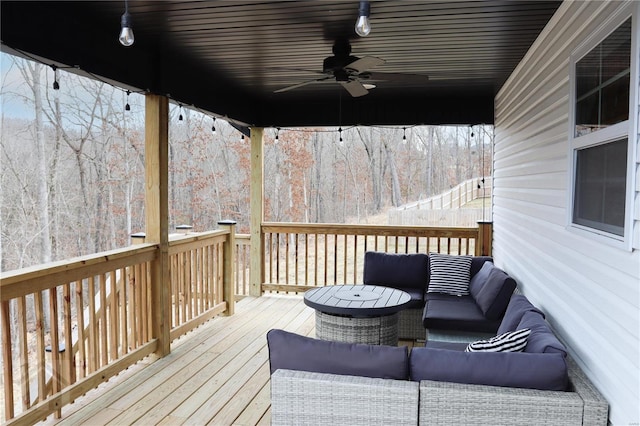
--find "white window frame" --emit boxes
[568,4,638,251]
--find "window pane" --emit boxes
[573,139,627,236]
[575,19,631,137]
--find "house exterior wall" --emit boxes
[494,2,639,424]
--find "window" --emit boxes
[573,138,627,236]
[571,16,633,244]
[575,19,631,137]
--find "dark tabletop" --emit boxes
[303,285,411,317]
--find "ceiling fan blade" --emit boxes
[346,56,385,73]
[340,80,369,97]
[364,72,430,84]
[274,76,333,93]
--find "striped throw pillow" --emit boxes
[465,328,531,352]
[427,253,472,295]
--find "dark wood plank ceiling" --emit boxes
[0,1,561,128]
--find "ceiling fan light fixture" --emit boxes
[355,1,371,37]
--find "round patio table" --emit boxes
[303,285,411,346]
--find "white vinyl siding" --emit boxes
[494,2,640,425]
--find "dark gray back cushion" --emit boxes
[409,347,568,391]
[497,294,545,334]
[267,329,409,380]
[363,251,429,291]
[518,311,568,356]
[470,256,493,277]
[469,263,517,320]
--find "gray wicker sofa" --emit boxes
[363,252,515,340]
[267,294,609,425]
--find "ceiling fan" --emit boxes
[274,39,430,97]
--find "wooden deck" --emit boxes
[38,294,417,426]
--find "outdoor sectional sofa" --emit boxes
[363,251,515,340]
[267,293,609,425]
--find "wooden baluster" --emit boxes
[118,271,128,356]
[34,292,46,405]
[353,234,358,284]
[17,296,30,411]
[48,286,61,418]
[74,281,86,378]
[135,264,143,345]
[304,234,309,287]
[108,271,118,362]
[333,234,338,285]
[88,276,97,372]
[294,234,299,289]
[99,274,108,367]
[343,234,348,284]
[62,283,75,387]
[1,300,14,420]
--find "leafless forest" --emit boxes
[1,55,492,271]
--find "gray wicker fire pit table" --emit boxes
[303,285,411,346]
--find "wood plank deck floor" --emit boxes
[40,295,419,426]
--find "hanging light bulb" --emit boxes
[275,127,280,142]
[52,65,60,90]
[211,117,216,133]
[402,127,407,142]
[355,1,371,37]
[339,127,343,142]
[125,90,131,111]
[178,105,183,121]
[119,0,134,47]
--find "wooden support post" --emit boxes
[476,221,493,256]
[250,128,264,297]
[145,94,170,357]
[218,220,237,315]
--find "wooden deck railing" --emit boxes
[261,222,492,293]
[0,227,237,424]
[0,221,491,423]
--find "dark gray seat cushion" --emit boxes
[422,294,501,333]
[266,329,409,380]
[409,347,568,391]
[363,251,429,292]
[469,262,517,320]
[403,288,427,309]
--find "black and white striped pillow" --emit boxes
[465,328,531,352]
[427,253,472,296]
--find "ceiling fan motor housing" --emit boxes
[323,54,360,75]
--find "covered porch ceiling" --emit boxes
[0,0,561,128]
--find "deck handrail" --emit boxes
[0,228,237,424]
[1,221,491,423]
[260,222,492,293]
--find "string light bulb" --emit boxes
[355,1,371,37]
[125,90,131,111]
[52,65,59,90]
[119,0,135,47]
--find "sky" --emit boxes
[0,52,38,120]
